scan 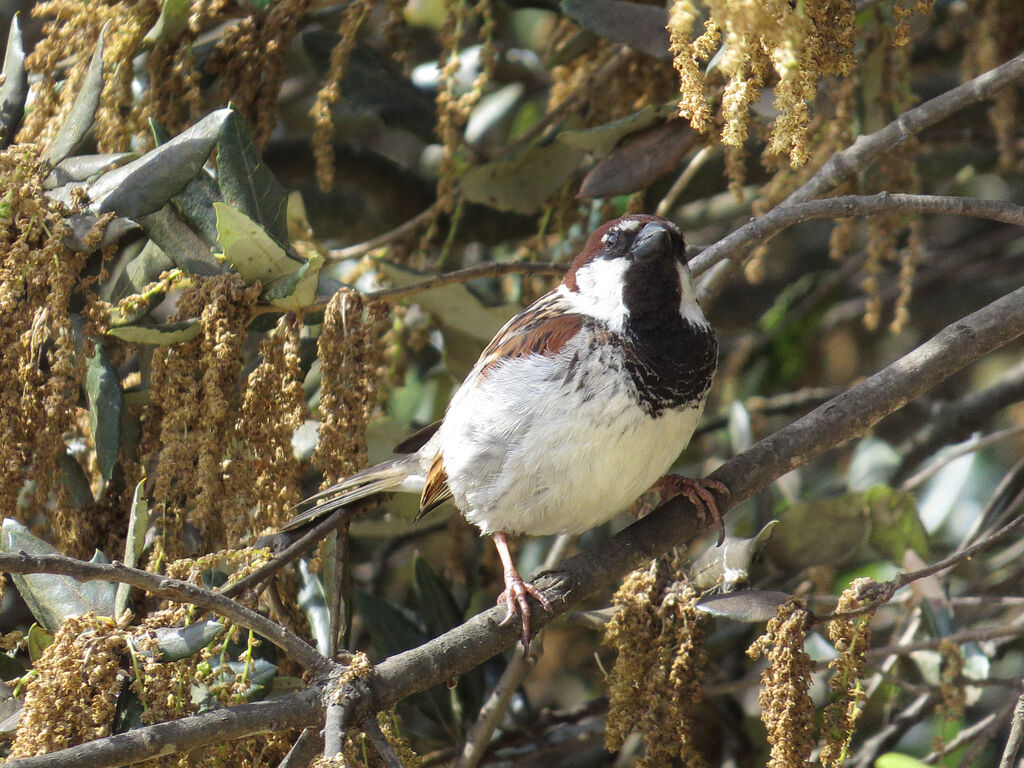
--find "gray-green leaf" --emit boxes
[41,26,107,166]
[89,108,232,219]
[1,15,29,150]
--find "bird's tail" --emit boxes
[280,456,421,532]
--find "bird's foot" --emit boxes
[492,532,552,647]
[653,475,730,545]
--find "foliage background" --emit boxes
[0,0,1023,766]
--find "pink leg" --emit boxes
[492,532,552,647]
[653,475,730,544]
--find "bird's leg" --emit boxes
[652,475,730,545]
[492,531,552,647]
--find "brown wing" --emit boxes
[417,451,453,521]
[476,292,584,379]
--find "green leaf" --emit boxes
[765,493,873,571]
[110,239,175,304]
[865,486,930,564]
[262,253,324,310]
[875,754,931,768]
[27,624,54,662]
[58,451,94,508]
[114,480,149,619]
[107,319,200,345]
[412,555,463,637]
[356,591,453,728]
[41,25,106,166]
[142,0,191,47]
[45,153,136,189]
[216,111,290,246]
[151,119,223,245]
[561,0,671,60]
[137,205,223,276]
[89,107,232,219]
[460,141,585,215]
[85,341,122,480]
[214,202,301,285]
[1,15,29,150]
[1,519,114,630]
[558,104,673,157]
[691,520,777,590]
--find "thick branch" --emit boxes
[2,688,323,768]
[12,268,1024,768]
[0,554,327,673]
[358,280,1024,721]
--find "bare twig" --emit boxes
[864,623,1024,661]
[784,50,1024,207]
[924,707,1007,764]
[326,205,441,262]
[691,192,1024,284]
[222,502,371,600]
[362,261,563,302]
[999,691,1024,768]
[278,728,323,768]
[857,505,1024,607]
[656,144,714,218]
[900,424,1024,491]
[0,553,328,673]
[896,357,1024,480]
[362,714,405,768]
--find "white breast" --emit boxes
[435,331,707,537]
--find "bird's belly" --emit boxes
[440,357,706,536]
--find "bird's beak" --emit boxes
[630,222,673,260]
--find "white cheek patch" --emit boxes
[677,262,710,326]
[559,258,629,333]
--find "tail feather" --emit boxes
[281,457,418,532]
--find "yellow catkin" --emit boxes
[747,598,816,768]
[605,555,710,767]
[820,579,876,767]
[311,0,374,192]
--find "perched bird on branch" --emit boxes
[284,214,726,645]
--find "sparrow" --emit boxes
[285,214,726,645]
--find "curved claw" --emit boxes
[654,475,730,545]
[492,532,553,647]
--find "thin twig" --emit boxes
[691,192,1024,283]
[924,707,1005,764]
[656,144,714,218]
[900,424,1024,491]
[362,261,563,302]
[278,728,323,768]
[999,691,1024,768]
[857,508,1024,607]
[222,501,372,599]
[864,623,1024,661]
[362,714,405,768]
[326,205,442,262]
[0,553,327,673]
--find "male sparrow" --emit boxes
[285,214,725,645]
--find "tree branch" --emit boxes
[0,554,328,674]
[11,259,1024,768]
[355,279,1024,723]
[690,192,1024,281]
[2,688,323,768]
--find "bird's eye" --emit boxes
[605,231,619,248]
